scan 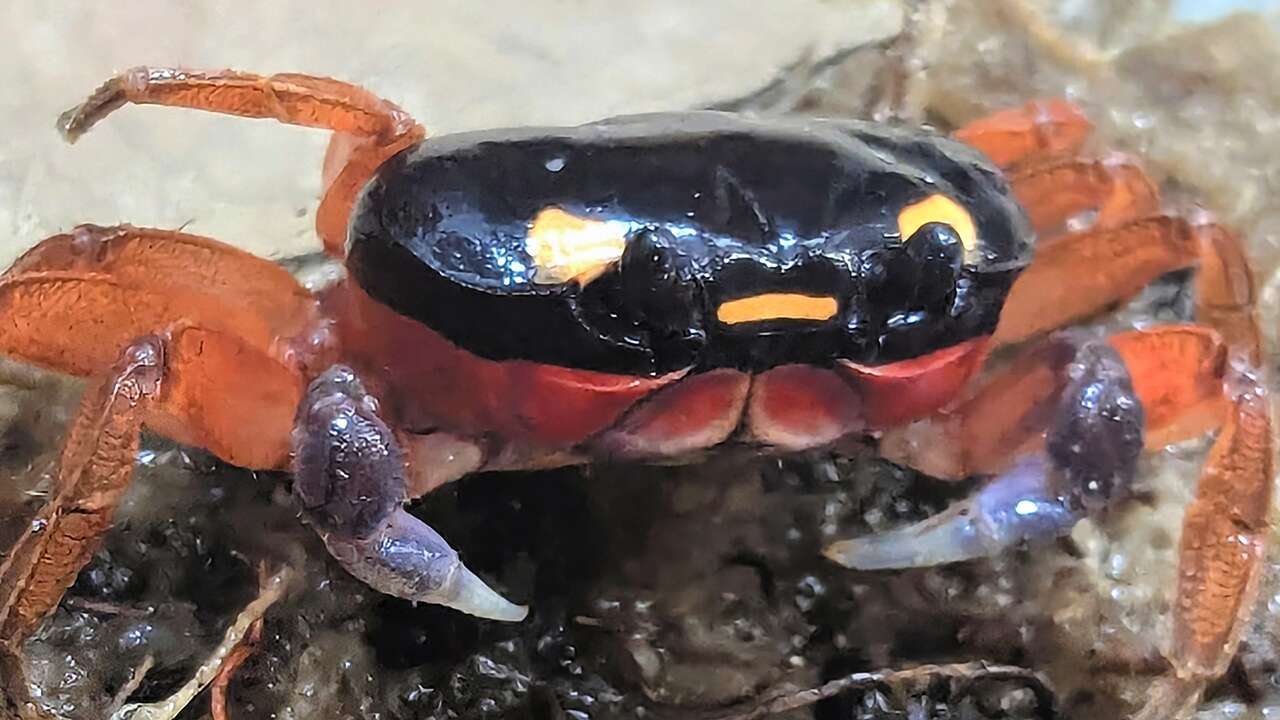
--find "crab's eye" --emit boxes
[525,207,628,285]
[903,222,964,305]
[619,227,702,329]
[896,194,978,256]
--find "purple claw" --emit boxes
[827,342,1145,570]
[294,365,526,622]
[825,455,1081,569]
[323,509,528,621]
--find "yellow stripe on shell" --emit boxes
[896,194,978,253]
[525,207,628,285]
[716,293,839,325]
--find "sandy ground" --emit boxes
[3,2,1280,719]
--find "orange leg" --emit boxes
[0,323,304,707]
[4,224,320,349]
[0,338,160,716]
[951,98,1093,169]
[0,338,162,649]
[1130,223,1270,717]
[1193,220,1262,364]
[0,270,304,466]
[878,325,1229,481]
[58,67,426,256]
[993,215,1200,346]
[1009,155,1162,236]
[0,225,317,465]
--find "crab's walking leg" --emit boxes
[4,224,319,345]
[994,216,1201,346]
[1008,156,1161,235]
[58,67,426,256]
[0,340,160,651]
[0,224,310,690]
[951,98,1092,168]
[0,322,302,639]
[292,366,527,622]
[1135,225,1271,717]
[0,225,318,467]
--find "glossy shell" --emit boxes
[335,111,1031,453]
[347,112,1031,375]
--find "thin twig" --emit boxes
[62,597,152,618]
[106,654,154,718]
[210,616,263,720]
[870,0,955,123]
[679,662,1054,720]
[994,0,1113,74]
[109,566,291,720]
[210,563,271,720]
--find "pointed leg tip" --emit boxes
[56,106,86,143]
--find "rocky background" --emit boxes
[3,1,1280,718]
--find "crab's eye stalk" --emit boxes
[526,207,628,285]
[897,194,978,259]
[574,225,705,369]
[619,227,701,328]
[903,222,965,305]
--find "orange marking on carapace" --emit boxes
[897,194,978,253]
[525,207,627,285]
[716,293,838,325]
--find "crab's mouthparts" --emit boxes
[715,293,839,325]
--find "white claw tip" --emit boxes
[442,565,529,622]
[822,540,861,569]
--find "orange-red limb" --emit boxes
[994,216,1200,346]
[1193,221,1263,364]
[1171,366,1272,678]
[0,324,302,712]
[880,326,1233,481]
[5,224,319,345]
[0,269,302,468]
[951,98,1093,169]
[58,67,426,257]
[0,338,163,647]
[1009,155,1161,236]
[1108,326,1228,448]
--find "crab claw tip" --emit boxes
[443,565,529,622]
[820,506,987,570]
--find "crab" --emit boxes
[0,67,1270,719]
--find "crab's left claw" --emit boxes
[323,510,528,622]
[294,366,527,622]
[827,342,1144,570]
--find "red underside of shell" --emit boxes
[327,280,990,452]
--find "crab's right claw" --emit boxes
[293,365,527,622]
[828,343,1145,571]
[824,456,1082,569]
